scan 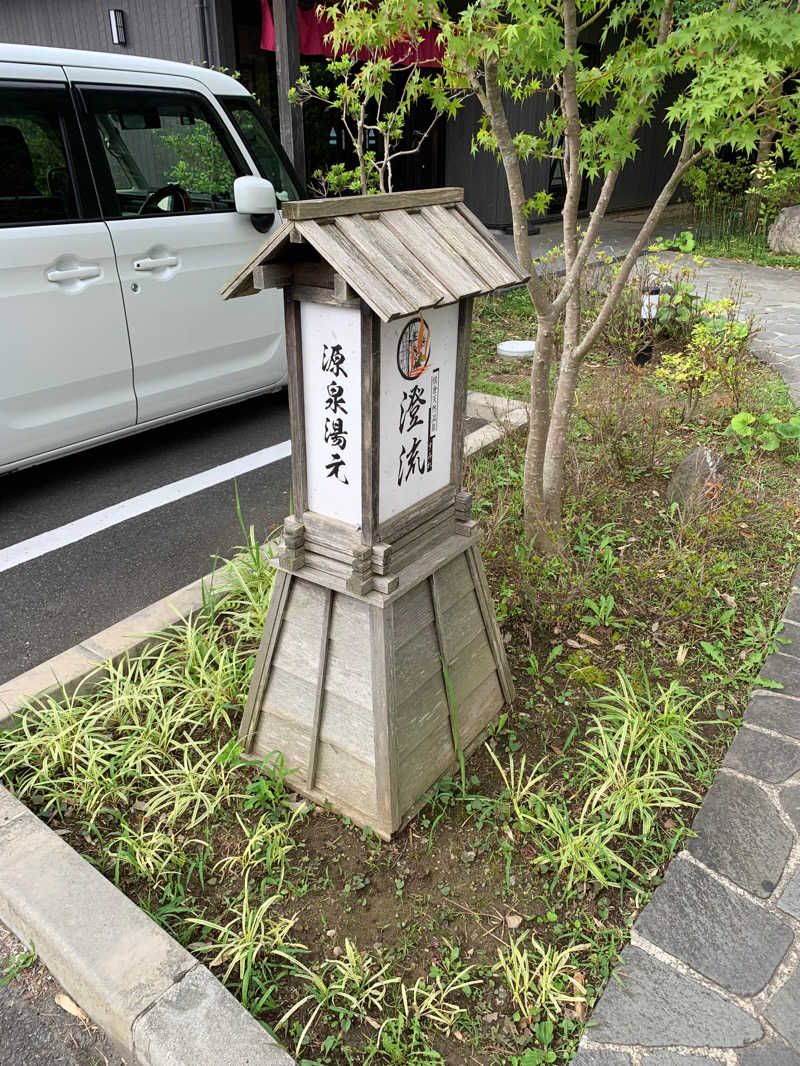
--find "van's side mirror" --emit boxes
[234,176,277,232]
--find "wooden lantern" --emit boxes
[222,188,528,839]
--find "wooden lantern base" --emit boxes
[240,532,514,839]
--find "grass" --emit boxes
[2,287,800,1064]
[693,234,800,271]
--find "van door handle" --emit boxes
[47,264,101,283]
[133,256,179,271]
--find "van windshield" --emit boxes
[219,97,303,202]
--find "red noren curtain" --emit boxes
[259,0,442,64]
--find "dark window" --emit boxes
[81,88,248,218]
[220,96,303,200]
[0,86,79,226]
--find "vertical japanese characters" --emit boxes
[396,314,439,488]
[322,341,349,485]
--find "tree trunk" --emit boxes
[542,348,580,531]
[523,313,557,550]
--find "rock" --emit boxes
[777,870,800,921]
[589,946,763,1047]
[740,1044,800,1066]
[747,694,800,741]
[686,774,793,898]
[571,1051,632,1066]
[723,725,800,784]
[667,447,724,512]
[634,857,792,996]
[757,652,800,698]
[780,784,800,833]
[641,1054,718,1065]
[768,205,800,256]
[764,970,800,1048]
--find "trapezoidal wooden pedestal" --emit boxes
[239,533,514,839]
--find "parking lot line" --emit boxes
[0,440,292,575]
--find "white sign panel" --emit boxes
[301,302,362,526]
[378,303,458,523]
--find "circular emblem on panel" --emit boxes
[397,313,431,380]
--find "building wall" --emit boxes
[0,0,235,69]
[445,74,681,226]
[444,93,552,229]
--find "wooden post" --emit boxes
[220,192,529,838]
[273,0,306,184]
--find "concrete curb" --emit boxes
[0,785,295,1066]
[0,391,527,732]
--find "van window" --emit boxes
[220,97,302,201]
[0,87,78,226]
[81,89,247,217]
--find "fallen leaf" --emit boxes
[566,638,582,649]
[505,914,523,930]
[721,593,737,609]
[577,631,601,646]
[54,994,89,1025]
[572,971,587,1021]
[676,644,688,666]
[325,928,337,938]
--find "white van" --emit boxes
[0,44,302,474]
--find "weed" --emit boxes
[0,943,36,987]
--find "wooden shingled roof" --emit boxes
[221,188,529,322]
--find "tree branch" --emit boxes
[574,132,705,361]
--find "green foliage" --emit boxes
[291,38,458,194]
[654,298,752,419]
[649,230,696,253]
[750,161,800,229]
[363,1015,444,1064]
[683,156,752,212]
[162,123,236,196]
[0,943,37,988]
[725,410,800,461]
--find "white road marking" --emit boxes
[0,440,292,575]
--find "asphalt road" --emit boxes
[0,923,127,1066]
[0,391,291,685]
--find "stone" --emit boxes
[686,774,792,898]
[759,652,800,697]
[768,205,800,256]
[570,1051,631,1066]
[783,593,800,626]
[132,965,295,1066]
[748,694,800,742]
[777,871,800,920]
[634,858,792,996]
[776,622,800,660]
[588,946,763,1047]
[739,1044,800,1066]
[0,811,195,1052]
[667,447,724,512]
[723,726,800,784]
[641,1054,717,1065]
[0,786,28,831]
[764,970,800,1049]
[780,784,800,833]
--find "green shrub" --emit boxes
[683,156,752,212]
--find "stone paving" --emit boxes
[566,251,800,1063]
